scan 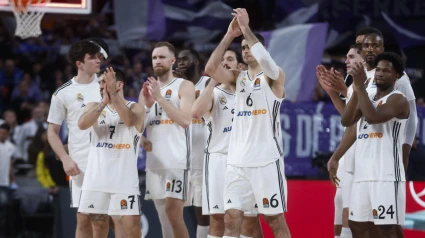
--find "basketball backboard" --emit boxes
[0,0,92,14]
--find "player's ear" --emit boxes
[171,57,176,65]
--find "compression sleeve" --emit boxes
[404,99,418,146]
[250,42,280,80]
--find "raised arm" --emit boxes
[191,78,218,119]
[341,91,362,127]
[205,18,241,85]
[147,77,195,128]
[317,65,346,115]
[78,102,106,130]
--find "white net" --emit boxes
[9,0,50,39]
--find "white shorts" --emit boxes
[145,169,189,202]
[78,190,142,216]
[69,173,84,208]
[349,181,405,225]
[342,172,353,208]
[224,159,287,215]
[189,168,202,207]
[334,187,342,225]
[202,153,226,215]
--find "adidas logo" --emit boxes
[100,120,105,124]
[350,212,353,216]
[254,204,258,208]
[88,204,94,208]
[227,199,232,204]
[363,124,368,129]
[119,121,124,124]
[213,205,219,209]
[81,103,86,108]
[222,106,228,110]
[240,89,245,93]
[146,191,150,194]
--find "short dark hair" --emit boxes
[68,40,100,66]
[98,68,127,85]
[363,33,385,44]
[86,37,110,57]
[0,123,10,132]
[349,43,362,54]
[187,49,200,61]
[242,33,265,46]
[226,47,244,64]
[154,41,176,56]
[356,27,383,38]
[375,52,404,76]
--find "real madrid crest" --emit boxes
[219,96,227,105]
[240,78,246,87]
[101,110,106,118]
[77,93,84,102]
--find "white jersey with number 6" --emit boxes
[227,71,284,167]
[145,78,191,170]
[82,101,141,195]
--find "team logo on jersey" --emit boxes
[96,142,131,149]
[219,96,227,105]
[240,78,246,87]
[372,209,378,219]
[121,200,128,209]
[262,198,269,208]
[192,118,203,124]
[101,110,106,118]
[377,100,383,107]
[165,89,172,99]
[77,93,84,102]
[195,90,200,98]
[166,182,171,191]
[357,132,383,139]
[254,78,261,90]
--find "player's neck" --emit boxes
[375,86,394,99]
[248,62,261,79]
[157,71,174,87]
[366,63,375,71]
[107,94,126,111]
[220,83,236,94]
[188,71,202,85]
[75,70,95,84]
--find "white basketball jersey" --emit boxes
[47,77,101,171]
[204,86,235,154]
[83,102,141,194]
[227,71,284,167]
[191,76,209,170]
[145,78,191,170]
[354,90,407,182]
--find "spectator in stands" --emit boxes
[10,73,42,123]
[130,62,146,92]
[407,137,425,181]
[0,124,17,189]
[15,106,47,163]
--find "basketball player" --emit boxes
[86,37,110,63]
[205,9,290,238]
[47,40,101,238]
[330,52,409,238]
[143,41,195,238]
[192,48,259,238]
[176,49,210,238]
[317,44,364,238]
[77,68,144,238]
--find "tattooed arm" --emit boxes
[78,102,107,130]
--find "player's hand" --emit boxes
[61,155,81,177]
[140,136,152,152]
[232,8,249,30]
[350,62,367,90]
[142,82,155,108]
[147,77,162,101]
[329,68,347,95]
[316,65,333,93]
[104,67,118,95]
[172,69,187,79]
[226,17,242,38]
[327,157,340,187]
[102,83,111,105]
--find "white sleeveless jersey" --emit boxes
[354,90,407,182]
[227,71,284,167]
[83,101,141,194]
[47,77,101,171]
[204,86,235,154]
[145,78,191,170]
[191,76,209,170]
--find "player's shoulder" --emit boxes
[53,79,74,96]
[180,78,195,88]
[4,140,16,151]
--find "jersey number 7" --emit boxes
[109,126,116,139]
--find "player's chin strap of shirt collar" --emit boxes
[90,41,108,59]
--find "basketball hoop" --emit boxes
[9,0,50,39]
